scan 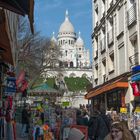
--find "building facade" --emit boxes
[85,0,140,113]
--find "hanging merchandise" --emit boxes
[132,65,140,74]
[16,70,25,87]
[4,77,16,96]
[131,73,140,82]
[20,80,28,92]
[130,82,140,96]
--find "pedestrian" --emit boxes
[88,110,99,140]
[88,109,110,140]
[40,109,44,125]
[81,111,89,126]
[104,121,134,140]
[21,105,30,137]
[76,110,84,125]
[5,106,13,140]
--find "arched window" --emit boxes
[65,62,68,67]
[70,61,74,68]
[59,61,63,67]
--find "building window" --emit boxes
[102,60,106,82]
[118,45,125,74]
[70,61,74,67]
[65,50,67,56]
[117,6,124,36]
[109,53,114,74]
[94,65,98,79]
[79,54,81,58]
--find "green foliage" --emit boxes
[64,77,91,92]
[45,78,56,88]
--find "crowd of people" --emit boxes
[19,103,139,140]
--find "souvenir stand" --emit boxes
[130,65,140,139]
[28,83,59,140]
[0,63,17,140]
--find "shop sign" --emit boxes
[4,77,16,96]
[120,107,127,113]
[62,101,70,107]
[135,107,140,113]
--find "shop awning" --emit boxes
[85,78,128,99]
[0,10,13,65]
[0,0,34,33]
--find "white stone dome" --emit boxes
[76,32,84,46]
[59,10,75,33]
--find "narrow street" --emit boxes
[0,0,140,140]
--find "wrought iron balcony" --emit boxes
[129,52,139,68]
[127,3,136,28]
[107,28,113,46]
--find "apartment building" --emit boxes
[85,0,140,112]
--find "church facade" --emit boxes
[45,11,92,107]
[51,10,90,69]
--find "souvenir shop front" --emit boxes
[85,77,129,113]
[130,65,140,110]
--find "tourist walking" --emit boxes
[88,109,110,140]
[104,121,134,140]
[21,105,31,137]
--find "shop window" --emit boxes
[107,90,122,111]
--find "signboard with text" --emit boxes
[4,77,16,96]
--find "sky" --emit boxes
[34,0,93,61]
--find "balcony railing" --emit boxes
[107,28,113,46]
[127,3,136,28]
[129,52,139,68]
[100,37,106,53]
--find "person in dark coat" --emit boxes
[82,111,89,126]
[21,106,30,137]
[76,110,84,125]
[88,110,110,140]
[88,110,99,140]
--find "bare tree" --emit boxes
[16,17,61,88]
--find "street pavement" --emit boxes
[16,123,29,140]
